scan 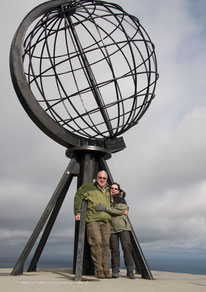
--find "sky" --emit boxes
[1,0,206,272]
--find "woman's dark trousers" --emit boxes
[110,230,134,273]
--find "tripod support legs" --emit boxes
[11,147,153,280]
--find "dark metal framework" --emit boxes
[11,146,153,280]
[10,0,158,150]
[10,0,158,281]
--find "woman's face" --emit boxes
[110,184,119,196]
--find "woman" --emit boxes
[95,183,135,279]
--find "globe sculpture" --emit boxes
[10,0,158,280]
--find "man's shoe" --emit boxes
[127,270,135,279]
[97,270,105,279]
[104,270,112,279]
[112,273,119,278]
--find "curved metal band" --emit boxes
[10,0,86,148]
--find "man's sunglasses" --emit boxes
[98,176,107,180]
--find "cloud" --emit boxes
[107,0,206,257]
[145,107,206,190]
[1,0,206,269]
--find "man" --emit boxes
[74,170,112,279]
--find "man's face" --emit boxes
[97,172,107,188]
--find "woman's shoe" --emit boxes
[127,270,135,279]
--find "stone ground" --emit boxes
[0,268,206,292]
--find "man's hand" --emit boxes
[124,210,128,215]
[75,214,81,220]
[95,205,107,212]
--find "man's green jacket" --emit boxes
[74,180,111,222]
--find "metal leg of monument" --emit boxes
[98,156,153,280]
[27,174,74,272]
[74,153,97,281]
[27,156,80,272]
[129,221,153,279]
[11,157,78,276]
[73,220,94,276]
[74,199,87,281]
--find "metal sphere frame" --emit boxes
[10,0,158,281]
[10,0,158,152]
